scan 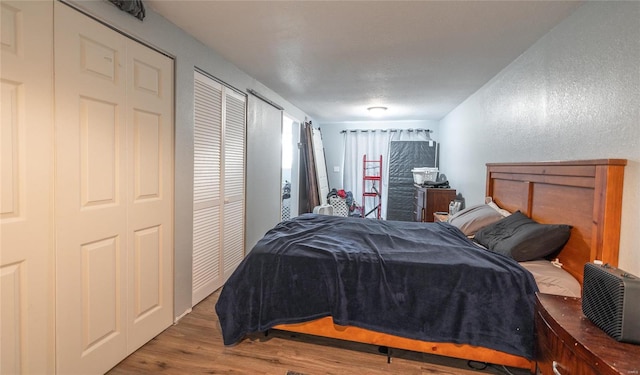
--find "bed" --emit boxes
[215,159,626,371]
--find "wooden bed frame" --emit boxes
[273,159,626,371]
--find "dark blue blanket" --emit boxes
[215,214,539,359]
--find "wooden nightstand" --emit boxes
[413,186,456,222]
[535,293,640,375]
[433,212,449,223]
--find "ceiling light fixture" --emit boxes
[367,106,388,116]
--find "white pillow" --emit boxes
[485,197,511,217]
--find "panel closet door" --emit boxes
[0,2,54,373]
[124,35,174,354]
[192,71,246,306]
[54,3,174,374]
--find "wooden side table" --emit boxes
[413,186,456,222]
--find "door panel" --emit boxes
[0,1,54,374]
[55,5,128,373]
[222,91,246,279]
[133,111,161,199]
[81,236,121,350]
[224,92,246,200]
[192,72,223,305]
[223,199,244,277]
[80,97,120,206]
[125,37,174,353]
[244,94,277,253]
[132,226,161,317]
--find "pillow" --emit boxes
[448,204,504,236]
[474,211,572,261]
[485,197,511,217]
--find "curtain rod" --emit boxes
[339,128,431,134]
[247,89,284,110]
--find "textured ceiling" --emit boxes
[147,1,584,123]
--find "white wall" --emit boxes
[439,2,640,276]
[65,0,310,319]
[320,120,439,190]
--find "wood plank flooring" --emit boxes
[107,290,531,375]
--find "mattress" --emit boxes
[215,214,540,359]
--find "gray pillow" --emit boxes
[474,211,572,261]
[448,204,504,236]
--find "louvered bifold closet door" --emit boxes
[192,72,246,305]
[222,91,246,280]
[192,72,223,305]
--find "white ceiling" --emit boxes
[146,1,584,123]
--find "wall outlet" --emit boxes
[333,166,340,173]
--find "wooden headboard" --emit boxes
[486,159,626,285]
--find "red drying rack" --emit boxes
[362,155,382,219]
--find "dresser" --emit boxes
[535,293,640,375]
[412,185,456,222]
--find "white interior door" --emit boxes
[1,2,54,374]
[54,3,174,373]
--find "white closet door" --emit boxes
[0,2,54,374]
[54,3,174,373]
[54,4,128,372]
[191,73,245,304]
[192,72,223,305]
[222,90,246,279]
[245,96,282,252]
[124,37,174,353]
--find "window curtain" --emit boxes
[342,130,393,219]
[390,129,433,143]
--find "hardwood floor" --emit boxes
[107,290,531,375]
